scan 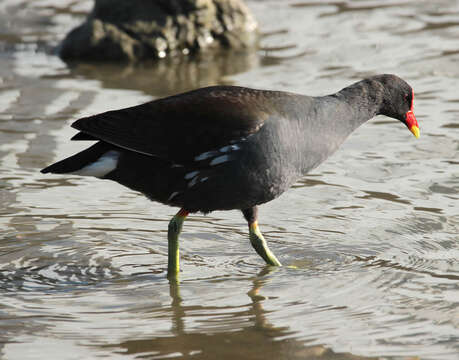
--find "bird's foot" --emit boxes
[249,221,282,266]
[167,209,188,279]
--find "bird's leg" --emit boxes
[242,207,282,266]
[167,208,189,278]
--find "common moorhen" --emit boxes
[41,74,419,277]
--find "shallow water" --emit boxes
[0,0,458,359]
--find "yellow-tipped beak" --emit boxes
[405,110,419,138]
[410,125,420,139]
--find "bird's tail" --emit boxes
[41,142,119,178]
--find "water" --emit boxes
[0,1,458,359]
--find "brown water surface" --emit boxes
[0,1,458,359]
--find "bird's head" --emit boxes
[375,74,420,138]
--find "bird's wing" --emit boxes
[71,86,272,163]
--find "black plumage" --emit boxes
[41,74,419,272]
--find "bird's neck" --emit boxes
[332,79,384,132]
[293,83,384,175]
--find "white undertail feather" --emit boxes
[71,150,120,178]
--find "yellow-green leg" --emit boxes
[167,208,189,278]
[243,207,282,266]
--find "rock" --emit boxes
[59,0,258,62]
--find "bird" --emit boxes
[41,74,419,277]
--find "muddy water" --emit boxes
[0,1,458,359]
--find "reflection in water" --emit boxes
[108,270,375,360]
[64,34,312,98]
[64,49,260,98]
